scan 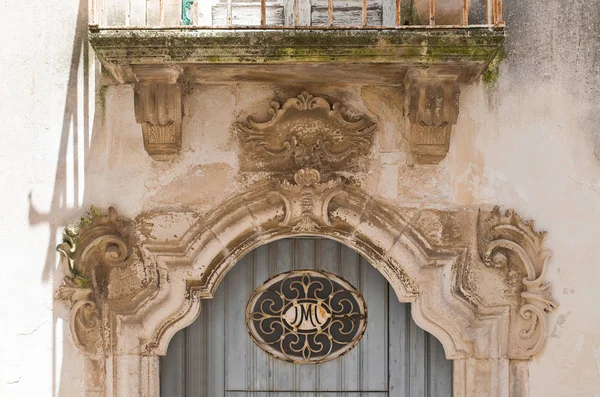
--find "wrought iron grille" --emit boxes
[90,0,503,29]
[246,269,367,364]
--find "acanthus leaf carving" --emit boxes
[270,168,347,233]
[406,72,461,164]
[477,206,559,356]
[237,92,377,172]
[135,82,182,160]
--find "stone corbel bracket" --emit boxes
[477,206,559,357]
[405,70,460,164]
[133,66,183,160]
[55,207,158,359]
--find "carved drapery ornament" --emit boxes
[237,92,377,172]
[478,206,559,356]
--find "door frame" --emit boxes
[56,169,557,397]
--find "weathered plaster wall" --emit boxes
[1,0,599,396]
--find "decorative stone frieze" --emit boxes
[405,71,461,164]
[134,82,183,160]
[56,178,557,397]
[237,92,377,172]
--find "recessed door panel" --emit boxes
[161,238,452,397]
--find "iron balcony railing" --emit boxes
[90,0,503,30]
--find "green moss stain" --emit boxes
[90,29,505,72]
[481,49,505,88]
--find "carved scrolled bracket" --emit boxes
[237,92,377,172]
[56,207,154,358]
[406,72,460,164]
[477,206,559,357]
[134,82,182,160]
[269,168,348,233]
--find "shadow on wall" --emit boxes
[27,0,102,395]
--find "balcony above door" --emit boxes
[90,0,504,85]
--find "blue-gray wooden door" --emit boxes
[161,238,452,396]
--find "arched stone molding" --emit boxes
[55,169,557,397]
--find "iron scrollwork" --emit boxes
[246,270,367,364]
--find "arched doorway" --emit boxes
[160,238,452,396]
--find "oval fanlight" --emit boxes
[246,270,367,364]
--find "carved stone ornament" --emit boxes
[269,168,346,233]
[237,92,377,172]
[406,73,460,164]
[478,206,559,356]
[56,207,157,359]
[134,82,182,160]
[56,186,558,397]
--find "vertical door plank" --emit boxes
[388,287,409,397]
[160,329,185,397]
[408,308,427,396]
[225,254,248,391]
[272,239,295,394]
[339,244,360,392]
[317,239,341,392]
[428,334,453,397]
[295,239,317,391]
[359,256,388,391]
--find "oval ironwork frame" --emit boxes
[246,269,368,364]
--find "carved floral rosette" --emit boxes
[237,92,377,172]
[477,206,559,356]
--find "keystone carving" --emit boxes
[237,92,377,172]
[478,206,559,356]
[406,74,460,164]
[269,168,347,232]
[56,207,155,358]
[134,82,182,160]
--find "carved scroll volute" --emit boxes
[237,92,377,172]
[56,207,143,358]
[406,73,460,164]
[477,206,559,357]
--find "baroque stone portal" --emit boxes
[55,169,557,397]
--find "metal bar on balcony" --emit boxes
[91,0,504,30]
[159,0,165,25]
[494,0,503,24]
[294,0,299,26]
[227,0,233,26]
[90,0,97,25]
[328,0,334,25]
[429,0,435,26]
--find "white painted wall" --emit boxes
[1,0,599,396]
